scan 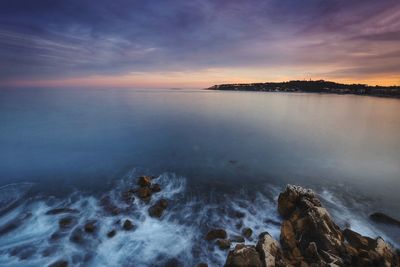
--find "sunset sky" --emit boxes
[0,0,399,88]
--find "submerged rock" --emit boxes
[230,235,245,243]
[122,219,134,231]
[59,217,76,229]
[107,229,116,238]
[84,220,97,233]
[148,199,168,218]
[216,239,231,250]
[196,263,208,267]
[205,229,227,241]
[48,259,68,267]
[370,212,400,227]
[45,208,78,215]
[242,227,253,239]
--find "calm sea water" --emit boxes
[0,88,399,266]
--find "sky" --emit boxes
[0,0,399,88]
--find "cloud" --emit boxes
[0,0,399,87]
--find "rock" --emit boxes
[148,199,168,218]
[151,183,162,193]
[84,220,97,233]
[164,258,183,267]
[138,176,152,187]
[224,244,263,267]
[122,219,134,231]
[45,208,78,215]
[196,263,208,267]
[216,239,231,250]
[121,190,135,204]
[242,227,253,239]
[370,212,400,227]
[277,185,320,219]
[205,229,227,241]
[137,187,151,199]
[343,228,375,250]
[69,228,84,244]
[230,235,245,243]
[100,195,121,215]
[256,232,287,267]
[48,259,68,267]
[107,229,116,238]
[59,217,76,229]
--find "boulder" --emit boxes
[137,187,151,200]
[224,244,263,267]
[242,227,253,239]
[256,232,287,267]
[107,229,116,238]
[205,229,227,241]
[216,239,231,250]
[138,176,152,187]
[151,184,162,193]
[148,199,168,218]
[59,217,76,229]
[122,219,134,231]
[84,220,97,233]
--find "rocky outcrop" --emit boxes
[370,212,400,228]
[222,184,399,267]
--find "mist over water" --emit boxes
[0,88,399,265]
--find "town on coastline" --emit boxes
[208,80,400,98]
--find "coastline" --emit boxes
[207,80,400,99]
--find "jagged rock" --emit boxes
[122,219,134,231]
[205,229,227,241]
[230,235,245,243]
[217,239,231,250]
[148,199,168,218]
[48,259,68,267]
[107,229,116,238]
[84,220,97,233]
[343,228,375,250]
[137,187,151,199]
[151,183,162,193]
[242,227,253,239]
[224,244,263,267]
[370,212,400,227]
[256,232,287,267]
[138,176,152,187]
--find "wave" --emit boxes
[0,173,396,266]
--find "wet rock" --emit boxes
[151,183,162,193]
[122,219,134,231]
[230,235,245,243]
[264,218,281,226]
[224,244,263,267]
[216,239,231,250]
[256,232,287,267]
[59,217,76,229]
[242,227,253,239]
[84,220,97,233]
[45,208,78,215]
[48,259,68,267]
[121,190,135,204]
[370,212,400,227]
[138,176,152,187]
[148,199,168,218]
[9,245,36,260]
[343,228,375,250]
[196,263,208,267]
[164,258,183,267]
[137,187,152,200]
[69,228,84,244]
[100,196,121,215]
[0,212,32,236]
[205,229,227,241]
[107,229,116,238]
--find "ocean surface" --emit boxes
[0,88,399,266]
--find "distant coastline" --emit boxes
[207,80,400,98]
